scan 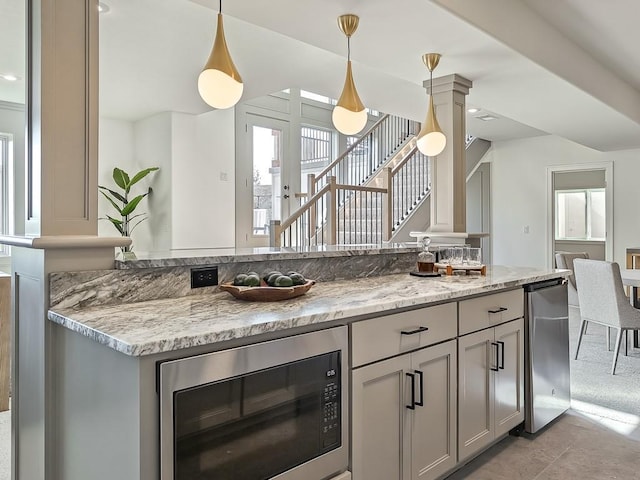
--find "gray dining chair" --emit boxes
[574,259,640,374]
[555,252,589,309]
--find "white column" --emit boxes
[0,1,127,478]
[425,74,472,233]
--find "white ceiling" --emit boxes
[3,0,640,151]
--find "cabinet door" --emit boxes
[494,317,525,437]
[409,340,457,480]
[457,328,495,462]
[352,355,408,480]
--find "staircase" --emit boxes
[270,122,492,247]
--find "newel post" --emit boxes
[270,220,281,247]
[308,174,317,241]
[382,167,393,241]
[327,176,337,245]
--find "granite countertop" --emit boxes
[114,244,421,269]
[48,265,568,357]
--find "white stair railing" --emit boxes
[271,176,389,247]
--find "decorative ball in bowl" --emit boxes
[219,271,315,302]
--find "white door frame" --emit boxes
[546,162,614,268]
[236,113,292,248]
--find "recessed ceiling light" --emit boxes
[476,114,498,122]
[0,74,20,82]
[467,107,480,113]
[98,2,110,13]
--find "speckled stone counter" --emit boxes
[49,245,422,308]
[114,244,421,269]
[48,265,568,357]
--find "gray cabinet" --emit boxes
[458,317,524,462]
[351,340,457,480]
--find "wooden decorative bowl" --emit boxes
[219,280,316,302]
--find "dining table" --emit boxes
[620,268,640,348]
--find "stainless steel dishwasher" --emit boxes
[524,279,571,433]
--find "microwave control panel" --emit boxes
[321,355,341,450]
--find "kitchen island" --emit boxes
[47,261,568,480]
[49,265,562,357]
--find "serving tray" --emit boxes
[435,263,486,276]
[219,280,316,302]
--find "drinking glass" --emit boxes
[462,246,470,265]
[451,247,463,265]
[468,247,482,265]
[438,247,452,265]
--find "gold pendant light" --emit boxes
[332,14,367,136]
[416,53,447,157]
[198,0,243,109]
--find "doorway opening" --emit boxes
[546,163,613,268]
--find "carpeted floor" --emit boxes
[0,407,9,480]
[568,306,640,419]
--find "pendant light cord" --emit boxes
[219,0,222,13]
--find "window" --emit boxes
[300,126,334,194]
[300,90,335,105]
[0,133,13,255]
[300,89,378,116]
[555,188,605,241]
[301,126,332,166]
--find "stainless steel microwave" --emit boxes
[158,326,349,480]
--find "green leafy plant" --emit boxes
[99,166,159,254]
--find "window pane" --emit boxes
[0,137,4,237]
[0,135,11,255]
[589,190,606,239]
[300,90,335,105]
[253,126,282,235]
[557,191,586,239]
[300,126,332,194]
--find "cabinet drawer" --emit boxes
[459,289,524,335]
[351,302,457,368]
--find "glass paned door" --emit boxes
[252,125,282,235]
[237,115,293,247]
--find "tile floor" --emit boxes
[447,409,640,479]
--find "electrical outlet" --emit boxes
[191,266,219,288]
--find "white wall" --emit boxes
[133,113,172,253]
[172,109,235,249]
[98,117,135,240]
[554,240,605,261]
[99,115,171,254]
[98,110,236,253]
[491,135,640,268]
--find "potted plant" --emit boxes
[99,166,159,259]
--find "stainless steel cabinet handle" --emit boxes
[415,370,424,407]
[488,307,508,314]
[497,341,505,370]
[406,372,416,410]
[536,316,569,322]
[490,342,499,371]
[401,326,429,335]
